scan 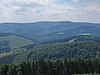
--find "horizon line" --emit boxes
[0,20,100,24]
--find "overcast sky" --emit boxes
[0,0,100,23]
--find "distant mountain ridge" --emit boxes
[0,21,100,42]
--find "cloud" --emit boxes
[72,0,80,3]
[0,0,100,23]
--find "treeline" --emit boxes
[0,58,100,75]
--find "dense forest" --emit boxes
[0,58,100,75]
[14,41,100,63]
[0,38,100,64]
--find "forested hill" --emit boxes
[23,41,100,61]
[2,41,100,64]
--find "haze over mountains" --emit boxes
[0,21,100,42]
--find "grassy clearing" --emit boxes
[0,51,14,58]
[0,35,33,49]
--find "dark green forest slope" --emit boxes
[11,35,100,63]
[23,41,100,61]
[0,35,100,64]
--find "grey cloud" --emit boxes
[0,0,100,23]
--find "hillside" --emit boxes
[0,33,35,64]
[0,35,100,64]
[23,41,100,61]
[0,33,34,52]
[64,35,100,43]
[37,26,100,42]
[39,35,100,44]
[13,35,100,63]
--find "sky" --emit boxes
[0,0,100,23]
